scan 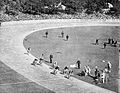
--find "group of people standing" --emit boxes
[93,61,112,84]
[95,38,118,49]
[81,60,112,84]
[45,31,69,41]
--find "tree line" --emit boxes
[0,0,120,16]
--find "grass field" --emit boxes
[23,26,120,92]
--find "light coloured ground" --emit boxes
[0,19,120,93]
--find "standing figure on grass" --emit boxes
[104,67,109,83]
[95,66,99,78]
[107,61,112,73]
[87,65,91,75]
[45,31,48,38]
[108,38,111,44]
[111,39,114,45]
[95,39,99,45]
[66,35,69,41]
[49,54,53,63]
[76,60,81,69]
[61,31,64,38]
[101,70,106,83]
[84,66,89,76]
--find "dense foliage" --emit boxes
[0,0,120,16]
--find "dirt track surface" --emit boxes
[0,19,119,93]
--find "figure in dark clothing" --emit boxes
[45,31,48,38]
[108,38,111,44]
[94,70,101,84]
[61,31,64,38]
[95,66,99,77]
[76,60,81,69]
[66,35,69,41]
[49,54,53,63]
[111,39,114,44]
[95,39,99,45]
[113,41,117,47]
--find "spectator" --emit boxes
[103,42,107,49]
[49,54,53,63]
[51,61,58,69]
[76,60,81,69]
[64,68,71,79]
[95,66,99,77]
[50,66,60,75]
[66,35,69,41]
[31,59,38,66]
[101,70,106,83]
[45,31,48,38]
[84,66,89,76]
[27,47,31,55]
[107,61,112,73]
[87,65,91,75]
[61,31,64,38]
[95,39,99,45]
